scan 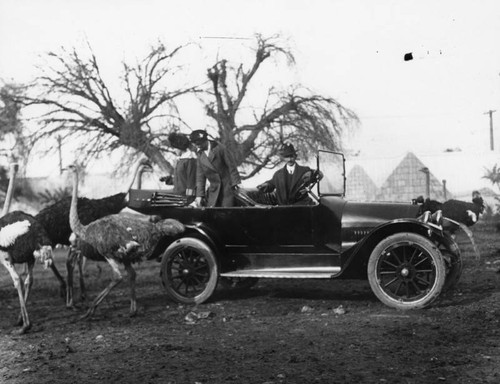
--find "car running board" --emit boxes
[220,267,341,279]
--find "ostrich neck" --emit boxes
[69,169,87,239]
[1,164,17,217]
[126,160,144,192]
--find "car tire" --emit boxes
[439,233,462,292]
[367,232,446,310]
[160,237,218,305]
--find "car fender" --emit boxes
[341,219,444,277]
[152,222,223,263]
[183,222,224,256]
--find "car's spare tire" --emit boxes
[367,232,446,310]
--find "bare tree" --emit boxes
[22,42,200,174]
[204,34,359,179]
[0,82,30,165]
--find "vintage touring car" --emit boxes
[128,151,461,310]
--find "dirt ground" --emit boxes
[1,222,500,384]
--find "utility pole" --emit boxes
[484,110,496,150]
[420,167,430,199]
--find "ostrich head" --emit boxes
[33,245,53,269]
[472,190,485,214]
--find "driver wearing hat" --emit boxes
[257,143,318,205]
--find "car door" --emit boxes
[272,205,314,246]
[202,206,277,247]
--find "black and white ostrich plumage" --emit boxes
[414,190,485,227]
[35,193,128,246]
[33,158,150,295]
[0,211,54,334]
[68,165,185,319]
[35,158,150,247]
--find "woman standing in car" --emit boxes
[167,132,197,204]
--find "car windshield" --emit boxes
[317,150,345,196]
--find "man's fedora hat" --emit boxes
[279,143,297,158]
[189,130,209,145]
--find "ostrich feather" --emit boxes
[0,220,31,247]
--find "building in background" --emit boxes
[346,151,498,205]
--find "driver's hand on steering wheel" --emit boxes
[301,170,312,183]
[314,169,324,181]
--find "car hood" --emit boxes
[341,201,420,228]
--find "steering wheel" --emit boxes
[293,169,321,202]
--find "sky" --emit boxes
[1,0,500,178]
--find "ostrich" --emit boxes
[413,191,486,259]
[413,195,443,216]
[413,191,485,227]
[65,163,152,308]
[68,164,185,319]
[0,163,54,334]
[34,158,150,295]
[1,163,19,216]
[441,190,485,227]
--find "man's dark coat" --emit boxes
[266,164,313,205]
[195,141,241,207]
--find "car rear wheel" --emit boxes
[160,237,218,305]
[367,232,446,310]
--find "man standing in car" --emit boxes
[257,143,317,205]
[189,130,242,207]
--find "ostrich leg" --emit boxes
[80,257,123,320]
[22,261,35,302]
[50,262,67,298]
[78,253,87,301]
[17,261,35,325]
[66,247,78,308]
[1,256,31,334]
[124,262,137,316]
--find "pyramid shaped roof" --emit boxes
[376,152,452,202]
[346,164,378,201]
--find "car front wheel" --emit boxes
[367,232,446,310]
[160,237,218,305]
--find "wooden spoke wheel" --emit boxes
[160,237,218,305]
[367,232,445,310]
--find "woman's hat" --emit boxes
[168,132,190,151]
